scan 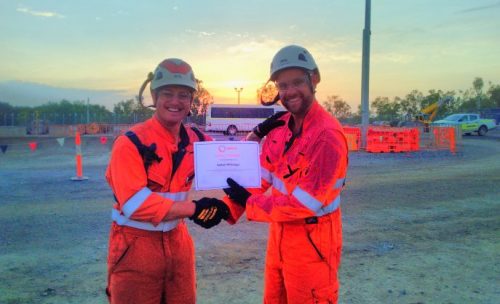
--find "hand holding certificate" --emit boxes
[193,141,261,190]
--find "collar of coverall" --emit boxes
[150,116,191,150]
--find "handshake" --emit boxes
[189,198,229,229]
[189,178,252,229]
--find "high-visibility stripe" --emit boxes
[272,174,346,195]
[317,196,341,216]
[272,176,288,194]
[334,177,346,189]
[269,173,346,215]
[122,189,188,218]
[158,191,188,201]
[261,167,273,184]
[292,186,342,216]
[292,186,323,212]
[122,187,152,217]
[112,209,180,232]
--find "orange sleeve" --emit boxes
[106,135,172,226]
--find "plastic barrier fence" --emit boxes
[366,127,420,153]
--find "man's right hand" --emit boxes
[253,111,287,138]
[189,198,229,229]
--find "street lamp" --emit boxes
[234,87,243,104]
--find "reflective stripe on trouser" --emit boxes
[263,211,342,304]
[107,221,195,304]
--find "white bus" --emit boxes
[205,104,285,135]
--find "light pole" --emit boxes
[360,0,371,149]
[86,97,90,124]
[234,87,243,104]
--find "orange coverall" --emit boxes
[226,101,348,304]
[105,116,210,304]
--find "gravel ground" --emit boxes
[0,133,499,304]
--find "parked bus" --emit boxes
[205,104,285,135]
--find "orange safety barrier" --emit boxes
[433,127,456,154]
[343,126,361,151]
[343,127,359,150]
[86,123,101,134]
[366,127,419,153]
[345,133,359,151]
[71,132,89,181]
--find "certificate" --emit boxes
[193,141,261,190]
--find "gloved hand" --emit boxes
[223,178,251,207]
[252,111,287,138]
[190,198,229,229]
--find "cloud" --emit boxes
[226,39,282,55]
[309,40,360,63]
[16,6,65,18]
[456,2,500,13]
[185,29,215,37]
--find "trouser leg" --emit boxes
[107,223,165,304]
[263,224,287,304]
[163,222,196,304]
[281,214,342,304]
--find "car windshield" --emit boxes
[442,114,463,121]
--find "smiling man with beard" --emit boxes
[223,45,349,304]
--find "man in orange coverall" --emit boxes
[105,58,229,304]
[223,45,349,304]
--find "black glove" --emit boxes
[223,178,251,207]
[253,111,287,138]
[190,198,229,229]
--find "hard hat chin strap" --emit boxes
[305,72,316,94]
[138,72,155,108]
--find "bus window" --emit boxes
[205,104,285,133]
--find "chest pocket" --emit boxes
[146,161,169,192]
[276,138,309,186]
[282,151,309,186]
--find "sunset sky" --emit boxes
[1,0,499,110]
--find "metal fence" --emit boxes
[0,111,205,137]
[0,112,154,126]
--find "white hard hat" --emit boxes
[270,45,320,81]
[151,58,197,91]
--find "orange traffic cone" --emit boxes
[71,131,89,181]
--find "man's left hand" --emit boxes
[223,178,251,207]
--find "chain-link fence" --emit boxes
[0,111,155,127]
[0,111,206,136]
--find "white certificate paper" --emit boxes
[194,141,261,190]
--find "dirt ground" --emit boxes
[0,132,499,304]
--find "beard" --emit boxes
[281,92,314,115]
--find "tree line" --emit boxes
[321,77,500,124]
[0,80,214,126]
[1,77,499,126]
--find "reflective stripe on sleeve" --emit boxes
[112,209,180,232]
[158,191,188,202]
[122,189,188,218]
[122,187,152,217]
[334,177,346,189]
[272,176,288,195]
[261,167,273,184]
